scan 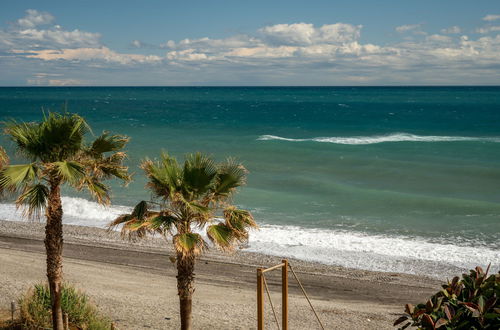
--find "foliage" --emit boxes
[19,283,112,329]
[395,265,500,329]
[109,152,257,257]
[0,111,131,215]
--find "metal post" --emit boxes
[257,268,265,330]
[11,301,15,322]
[111,322,116,330]
[63,312,69,330]
[282,259,288,330]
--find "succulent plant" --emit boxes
[395,265,500,329]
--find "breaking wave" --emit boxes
[1,197,498,277]
[257,133,500,145]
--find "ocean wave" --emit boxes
[247,225,500,277]
[1,197,497,276]
[0,197,131,228]
[257,133,500,145]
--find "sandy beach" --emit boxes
[0,220,443,329]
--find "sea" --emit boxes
[1,86,499,277]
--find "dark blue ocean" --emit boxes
[1,87,499,276]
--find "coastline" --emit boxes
[0,219,442,329]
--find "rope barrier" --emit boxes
[262,274,281,330]
[288,264,325,330]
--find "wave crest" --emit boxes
[257,133,500,145]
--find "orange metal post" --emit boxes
[257,268,265,330]
[282,259,289,330]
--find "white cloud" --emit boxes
[483,15,500,22]
[259,23,362,45]
[476,26,500,34]
[17,28,101,47]
[426,34,452,43]
[441,26,461,34]
[17,9,54,28]
[20,47,162,64]
[395,24,422,33]
[0,9,100,49]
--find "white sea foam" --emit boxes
[258,133,500,145]
[1,197,498,277]
[0,197,131,228]
[247,225,500,277]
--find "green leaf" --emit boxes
[54,161,85,184]
[0,146,8,167]
[131,200,149,220]
[146,213,177,231]
[0,163,38,190]
[174,233,205,257]
[223,207,257,235]
[83,177,109,204]
[16,183,48,218]
[207,224,233,250]
[89,132,129,155]
[214,158,247,196]
[182,152,217,196]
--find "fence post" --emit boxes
[282,259,288,330]
[257,268,264,330]
[11,301,15,322]
[63,312,69,330]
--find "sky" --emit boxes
[1,0,500,86]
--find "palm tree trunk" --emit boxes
[45,179,64,330]
[176,253,195,330]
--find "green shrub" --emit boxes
[19,283,112,329]
[395,265,500,329]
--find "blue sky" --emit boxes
[1,1,500,85]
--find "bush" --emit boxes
[395,265,500,329]
[19,283,112,329]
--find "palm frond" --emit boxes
[15,183,49,219]
[5,112,89,162]
[182,152,217,197]
[223,206,257,240]
[4,121,42,161]
[53,161,85,185]
[130,200,149,220]
[141,154,182,198]
[82,177,109,204]
[145,212,177,233]
[108,214,132,228]
[0,146,9,168]
[173,232,206,258]
[214,158,247,197]
[207,224,234,251]
[88,132,129,155]
[0,163,38,191]
[108,201,151,234]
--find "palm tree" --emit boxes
[109,152,257,330]
[0,112,130,330]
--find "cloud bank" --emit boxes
[1,9,500,85]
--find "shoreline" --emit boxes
[0,219,443,329]
[0,219,441,286]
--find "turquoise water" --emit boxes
[1,87,499,275]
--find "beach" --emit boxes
[0,220,441,329]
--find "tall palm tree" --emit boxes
[109,152,257,330]
[0,112,130,330]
